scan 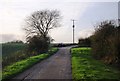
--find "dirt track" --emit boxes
[13,47,72,80]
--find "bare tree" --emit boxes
[24,9,61,38]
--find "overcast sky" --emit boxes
[0,0,119,43]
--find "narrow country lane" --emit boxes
[13,46,73,80]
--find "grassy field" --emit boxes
[71,47,120,80]
[2,43,26,57]
[2,43,28,68]
[2,48,58,80]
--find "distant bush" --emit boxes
[78,37,91,47]
[52,43,78,47]
[91,20,120,66]
[6,40,24,44]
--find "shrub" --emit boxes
[91,20,120,66]
[27,35,51,55]
[78,37,91,47]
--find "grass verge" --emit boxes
[71,47,120,80]
[2,48,58,80]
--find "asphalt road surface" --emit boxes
[13,46,73,80]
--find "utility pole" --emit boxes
[71,19,76,44]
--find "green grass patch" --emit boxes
[71,47,120,80]
[2,48,58,80]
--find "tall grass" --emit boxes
[2,54,48,80]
